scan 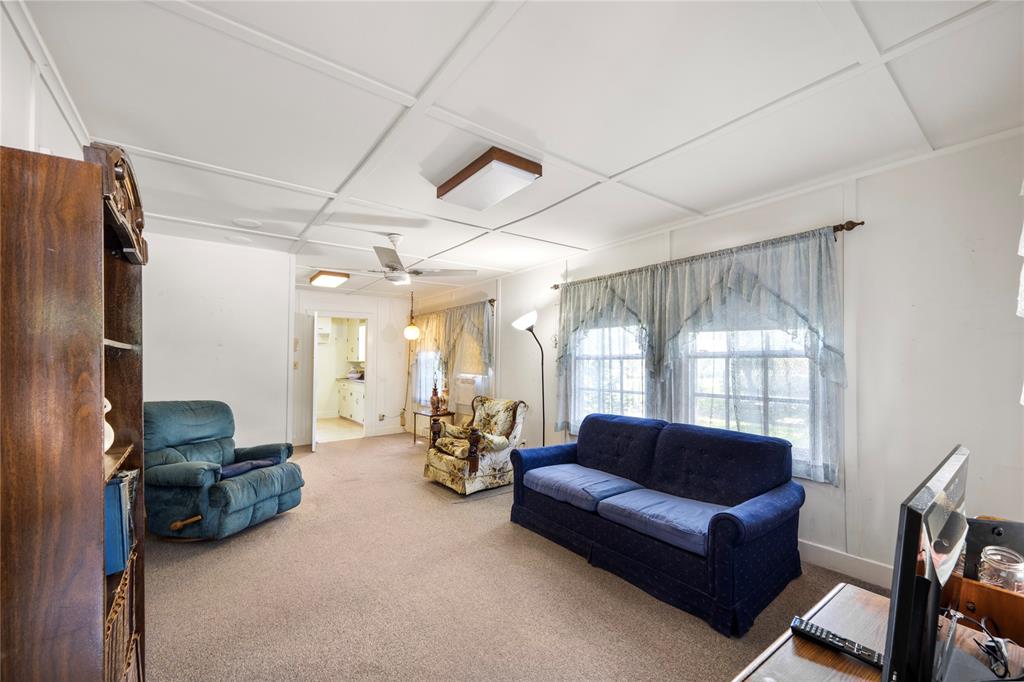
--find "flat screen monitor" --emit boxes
[882,445,969,682]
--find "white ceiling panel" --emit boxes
[437,2,855,176]
[622,67,925,212]
[29,1,402,190]
[503,182,691,249]
[854,1,983,52]
[305,200,486,257]
[296,242,385,275]
[434,232,583,272]
[203,1,487,95]
[133,155,324,237]
[887,4,1023,149]
[146,215,296,252]
[350,116,596,229]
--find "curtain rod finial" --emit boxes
[833,220,865,233]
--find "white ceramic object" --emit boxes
[103,397,115,452]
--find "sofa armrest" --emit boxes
[235,443,293,464]
[710,481,805,546]
[511,442,578,474]
[146,461,221,488]
[511,443,577,505]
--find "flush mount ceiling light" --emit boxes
[436,146,542,211]
[309,270,350,288]
[232,218,263,229]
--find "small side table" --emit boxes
[412,408,455,446]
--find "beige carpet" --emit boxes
[147,434,880,681]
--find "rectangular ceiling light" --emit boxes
[309,270,350,288]
[437,147,542,211]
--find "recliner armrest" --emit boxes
[235,443,293,464]
[511,442,578,473]
[709,481,805,546]
[146,461,221,488]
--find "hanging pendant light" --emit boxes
[403,292,421,341]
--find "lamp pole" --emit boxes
[526,324,545,446]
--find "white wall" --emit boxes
[419,136,1024,585]
[142,233,293,446]
[292,290,408,445]
[1,5,84,160]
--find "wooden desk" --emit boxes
[734,582,1024,681]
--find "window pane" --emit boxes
[768,358,810,400]
[623,392,644,417]
[577,389,599,417]
[694,357,727,395]
[734,399,764,434]
[695,331,727,353]
[732,330,764,352]
[602,359,621,391]
[622,327,643,356]
[765,329,805,352]
[579,329,601,356]
[769,401,811,453]
[731,358,763,398]
[623,359,644,393]
[577,359,600,389]
[694,396,729,429]
[601,390,622,414]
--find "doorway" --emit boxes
[312,314,368,448]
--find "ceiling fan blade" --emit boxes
[407,269,478,277]
[373,246,405,272]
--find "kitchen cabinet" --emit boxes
[337,379,365,424]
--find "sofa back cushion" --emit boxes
[646,423,792,507]
[576,414,667,483]
[144,401,236,464]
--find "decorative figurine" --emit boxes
[430,381,441,415]
[103,397,115,452]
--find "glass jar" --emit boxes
[978,545,1024,593]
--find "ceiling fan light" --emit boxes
[388,272,411,285]
[310,270,349,288]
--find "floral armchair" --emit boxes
[423,396,528,495]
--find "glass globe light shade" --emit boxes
[403,323,421,341]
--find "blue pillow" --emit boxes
[220,458,278,480]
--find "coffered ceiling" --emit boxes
[24,0,1022,297]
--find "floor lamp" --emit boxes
[512,310,545,446]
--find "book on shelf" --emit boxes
[104,469,139,575]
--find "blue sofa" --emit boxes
[144,401,304,540]
[510,414,805,636]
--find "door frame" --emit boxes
[310,309,377,449]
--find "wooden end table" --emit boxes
[412,407,455,446]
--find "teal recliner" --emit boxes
[143,401,304,540]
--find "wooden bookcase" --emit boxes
[1,145,147,681]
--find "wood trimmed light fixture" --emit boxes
[309,270,350,288]
[436,146,542,210]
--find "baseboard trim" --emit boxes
[799,539,892,588]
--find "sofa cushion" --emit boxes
[524,463,643,512]
[596,489,727,557]
[144,400,235,451]
[208,462,304,512]
[575,414,667,483]
[220,458,277,480]
[646,423,792,507]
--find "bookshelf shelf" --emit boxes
[103,444,134,482]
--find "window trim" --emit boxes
[569,325,646,435]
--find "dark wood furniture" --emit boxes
[411,406,455,446]
[733,582,1024,681]
[1,145,147,681]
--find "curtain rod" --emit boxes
[550,220,864,290]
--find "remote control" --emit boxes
[790,616,884,670]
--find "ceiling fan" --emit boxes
[365,234,477,285]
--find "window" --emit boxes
[688,329,813,462]
[413,350,442,405]
[571,325,645,433]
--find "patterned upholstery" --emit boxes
[423,396,527,495]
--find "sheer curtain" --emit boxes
[555,227,845,484]
[410,301,494,410]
